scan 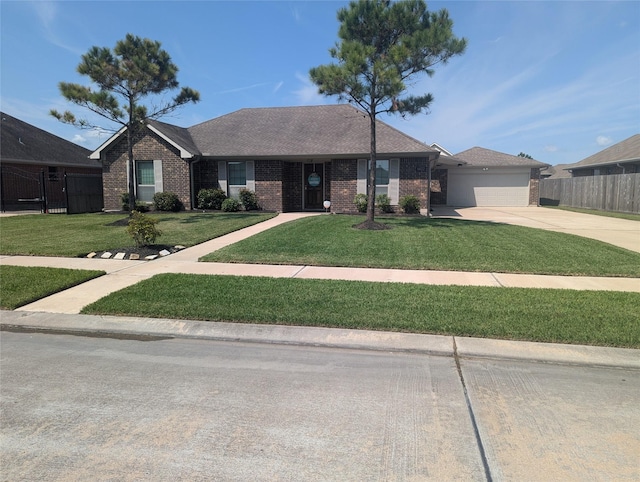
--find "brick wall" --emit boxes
[399,157,429,209]
[330,159,358,213]
[256,160,284,211]
[102,128,191,211]
[529,168,541,205]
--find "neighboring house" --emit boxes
[91,105,441,213]
[564,134,640,177]
[431,147,548,207]
[540,164,571,179]
[1,112,99,211]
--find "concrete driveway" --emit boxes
[433,206,640,253]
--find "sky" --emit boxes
[1,1,638,166]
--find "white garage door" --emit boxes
[447,169,530,207]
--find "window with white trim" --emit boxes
[372,159,389,197]
[136,160,155,202]
[227,161,247,198]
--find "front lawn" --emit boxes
[202,215,640,277]
[82,274,640,348]
[0,212,276,257]
[0,265,105,309]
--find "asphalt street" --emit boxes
[1,330,638,481]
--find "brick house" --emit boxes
[90,104,549,212]
[91,105,444,213]
[564,134,640,177]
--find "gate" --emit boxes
[0,166,46,213]
[1,166,103,214]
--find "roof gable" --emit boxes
[0,112,96,168]
[455,147,548,168]
[188,105,436,159]
[569,134,640,170]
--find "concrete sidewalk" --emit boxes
[1,211,639,314]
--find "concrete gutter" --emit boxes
[2,310,638,369]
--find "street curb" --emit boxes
[1,311,638,369]
[0,311,453,356]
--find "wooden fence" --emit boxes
[540,173,639,214]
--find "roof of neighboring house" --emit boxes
[454,147,549,168]
[541,164,572,179]
[564,134,640,171]
[188,105,437,159]
[0,112,97,168]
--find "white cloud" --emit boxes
[292,72,326,105]
[596,135,612,146]
[28,1,83,55]
[273,81,284,94]
[544,145,559,152]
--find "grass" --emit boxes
[0,211,276,257]
[82,274,640,348]
[0,265,104,309]
[543,205,640,221]
[202,215,640,277]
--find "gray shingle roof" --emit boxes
[188,105,435,159]
[1,112,97,168]
[454,147,548,168]
[567,134,640,170]
[147,120,199,157]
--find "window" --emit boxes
[136,160,155,202]
[228,161,246,198]
[48,166,59,181]
[372,159,389,197]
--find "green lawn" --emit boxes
[202,215,640,277]
[0,265,105,309]
[0,212,276,257]
[82,274,640,348]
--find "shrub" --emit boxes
[126,211,162,247]
[375,194,393,213]
[153,192,182,212]
[239,188,259,211]
[221,198,241,212]
[197,188,227,210]
[399,194,421,214]
[121,193,149,212]
[354,193,368,213]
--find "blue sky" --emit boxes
[1,1,638,166]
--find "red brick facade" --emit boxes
[102,129,191,211]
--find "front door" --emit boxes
[304,163,323,210]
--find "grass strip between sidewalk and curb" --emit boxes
[201,215,640,277]
[81,274,640,348]
[0,266,105,310]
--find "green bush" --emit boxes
[239,188,259,211]
[221,198,241,212]
[153,192,182,212]
[197,188,227,210]
[399,194,421,214]
[126,211,162,247]
[375,194,393,213]
[354,193,368,213]
[121,193,149,212]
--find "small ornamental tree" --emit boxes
[51,34,200,212]
[310,0,466,228]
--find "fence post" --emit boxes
[39,169,47,213]
[64,170,70,215]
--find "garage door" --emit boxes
[447,169,530,206]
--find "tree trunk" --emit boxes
[127,124,136,213]
[366,111,377,224]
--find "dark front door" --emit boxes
[304,163,323,210]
